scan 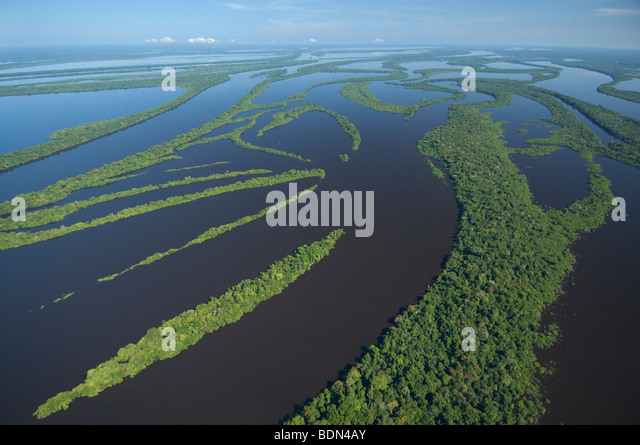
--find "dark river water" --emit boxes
[0,87,184,155]
[534,62,640,120]
[1,60,638,425]
[0,75,461,424]
[536,155,640,425]
[498,87,640,423]
[0,72,265,201]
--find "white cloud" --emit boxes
[188,37,217,43]
[229,38,236,42]
[596,8,640,16]
[309,38,317,43]
[145,36,176,43]
[373,38,384,43]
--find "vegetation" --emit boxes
[34,229,344,419]
[257,102,361,152]
[339,81,457,120]
[0,169,272,232]
[5,49,632,425]
[0,75,164,97]
[424,157,446,182]
[597,82,640,103]
[225,117,311,162]
[469,78,640,169]
[0,71,230,173]
[53,292,75,304]
[0,52,322,174]
[0,169,324,251]
[279,59,640,426]
[554,58,640,103]
[165,161,229,172]
[540,89,640,156]
[0,76,307,217]
[0,58,397,222]
[284,101,612,425]
[39,292,76,310]
[250,69,288,79]
[399,78,466,99]
[98,185,320,282]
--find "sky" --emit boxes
[1,0,639,48]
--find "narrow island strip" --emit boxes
[34,228,344,419]
[98,185,320,282]
[0,169,272,232]
[165,161,229,173]
[1,168,324,251]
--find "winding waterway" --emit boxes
[0,51,638,425]
[0,71,460,424]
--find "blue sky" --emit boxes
[2,0,639,48]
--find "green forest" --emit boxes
[34,229,344,419]
[1,45,637,425]
[284,102,613,425]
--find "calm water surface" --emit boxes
[537,155,640,424]
[0,77,459,424]
[534,62,640,120]
[0,87,184,154]
[1,56,638,424]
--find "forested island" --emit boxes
[1,43,638,425]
